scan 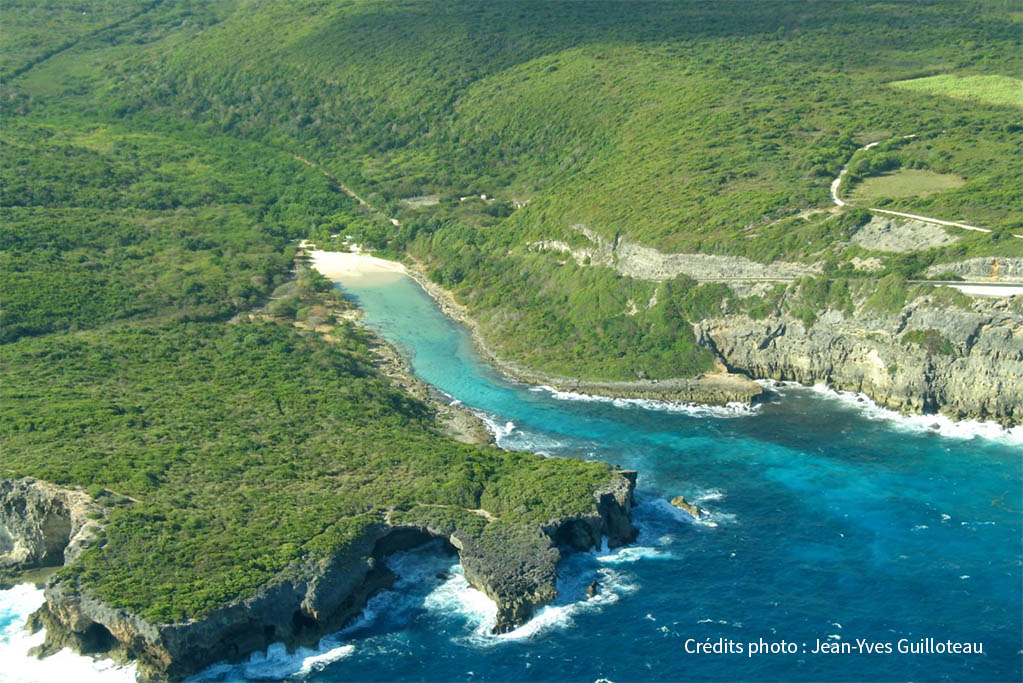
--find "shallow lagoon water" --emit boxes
[2,273,1020,682]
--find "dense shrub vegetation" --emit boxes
[4,0,1020,382]
[1,321,612,622]
[1,1,1019,619]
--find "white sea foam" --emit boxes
[474,411,517,439]
[643,497,732,529]
[807,383,1023,444]
[488,566,638,643]
[189,639,356,682]
[191,544,463,682]
[0,584,137,683]
[691,488,726,504]
[595,545,676,563]
[421,540,652,647]
[498,430,568,455]
[534,386,759,418]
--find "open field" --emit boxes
[849,169,966,201]
[889,74,1023,109]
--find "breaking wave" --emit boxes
[0,584,136,683]
[532,386,759,418]
[806,383,1023,444]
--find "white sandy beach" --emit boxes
[304,244,407,284]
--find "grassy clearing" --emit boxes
[889,74,1023,109]
[0,0,134,79]
[850,169,966,201]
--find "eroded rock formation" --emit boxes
[9,470,636,681]
[699,296,1023,424]
[0,478,104,571]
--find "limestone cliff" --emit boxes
[698,295,1023,425]
[529,225,818,281]
[12,470,636,681]
[0,478,105,572]
[924,256,1023,282]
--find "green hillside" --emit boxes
[3,0,1021,381]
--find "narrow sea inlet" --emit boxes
[3,270,1021,682]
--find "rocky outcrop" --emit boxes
[925,257,1023,282]
[529,225,818,281]
[460,469,636,634]
[529,373,763,406]
[670,496,707,521]
[0,478,104,571]
[23,469,636,680]
[850,215,958,252]
[613,240,819,282]
[699,296,1023,425]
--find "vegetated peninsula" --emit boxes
[1,0,1021,678]
[1,267,637,680]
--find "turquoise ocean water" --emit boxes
[2,272,1020,682]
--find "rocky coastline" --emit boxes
[3,470,636,681]
[2,256,639,681]
[405,260,1021,427]
[698,294,1023,426]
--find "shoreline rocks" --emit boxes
[699,297,1022,426]
[670,496,708,521]
[6,469,637,681]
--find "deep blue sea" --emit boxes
[2,271,1020,682]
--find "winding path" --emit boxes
[830,134,994,234]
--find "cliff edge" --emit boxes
[4,471,636,681]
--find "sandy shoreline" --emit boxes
[303,244,407,283]
[303,246,761,407]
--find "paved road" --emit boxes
[696,277,1022,297]
[923,281,1023,297]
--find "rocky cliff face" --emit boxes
[925,257,1023,281]
[529,225,818,281]
[0,478,104,571]
[17,470,636,681]
[698,295,1023,424]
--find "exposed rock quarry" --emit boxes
[698,296,1023,425]
[850,215,958,252]
[11,471,636,681]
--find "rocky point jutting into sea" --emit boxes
[2,471,636,681]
